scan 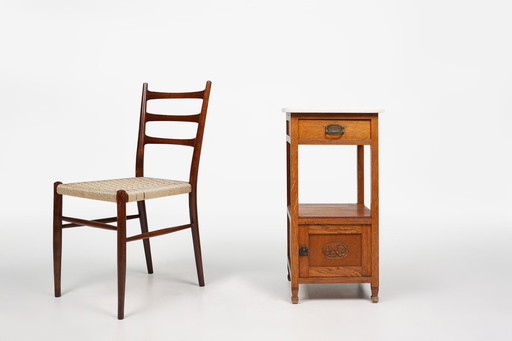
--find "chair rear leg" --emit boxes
[53,182,63,297]
[189,192,205,287]
[137,201,153,274]
[117,191,128,320]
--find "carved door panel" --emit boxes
[299,224,371,278]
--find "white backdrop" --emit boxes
[1,1,511,340]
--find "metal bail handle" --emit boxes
[325,124,345,136]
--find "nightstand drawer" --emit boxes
[298,119,371,144]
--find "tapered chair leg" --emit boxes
[189,192,205,287]
[53,182,63,297]
[137,201,153,274]
[116,190,128,320]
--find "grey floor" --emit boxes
[2,216,511,341]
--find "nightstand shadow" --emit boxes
[303,283,369,300]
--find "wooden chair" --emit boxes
[53,81,212,319]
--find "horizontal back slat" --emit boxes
[145,113,200,123]
[144,135,196,147]
[146,90,204,100]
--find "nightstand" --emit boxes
[284,108,383,303]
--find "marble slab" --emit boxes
[282,107,384,114]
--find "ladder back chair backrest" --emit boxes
[135,81,212,187]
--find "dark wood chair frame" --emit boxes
[53,81,212,319]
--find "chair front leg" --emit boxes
[189,191,205,287]
[116,190,128,320]
[53,182,63,297]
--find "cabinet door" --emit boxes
[299,225,371,277]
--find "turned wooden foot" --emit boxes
[291,286,299,304]
[371,286,379,303]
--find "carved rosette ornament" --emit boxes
[322,241,348,259]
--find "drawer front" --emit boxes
[298,119,371,144]
[299,224,371,278]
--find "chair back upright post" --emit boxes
[135,81,212,187]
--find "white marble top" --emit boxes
[282,107,384,113]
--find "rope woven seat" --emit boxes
[57,177,192,202]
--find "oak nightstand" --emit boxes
[284,108,383,304]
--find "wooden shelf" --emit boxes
[297,203,371,224]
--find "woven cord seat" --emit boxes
[57,177,191,202]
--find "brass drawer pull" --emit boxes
[325,124,344,136]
